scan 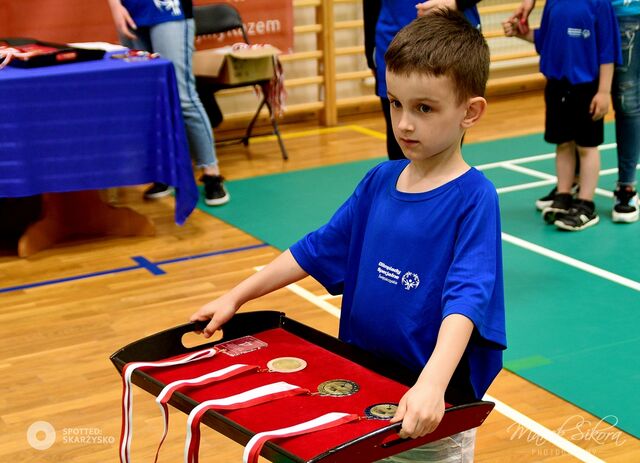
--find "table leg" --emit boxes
[18,191,155,257]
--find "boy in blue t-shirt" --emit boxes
[192,10,506,462]
[504,0,621,231]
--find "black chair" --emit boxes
[193,3,288,160]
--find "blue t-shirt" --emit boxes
[534,0,621,84]
[611,0,640,17]
[290,161,506,399]
[123,0,191,27]
[374,1,481,97]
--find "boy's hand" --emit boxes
[190,295,239,338]
[416,0,457,17]
[590,92,610,121]
[390,383,445,438]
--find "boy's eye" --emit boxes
[390,99,401,109]
[418,104,432,113]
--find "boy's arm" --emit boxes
[390,314,474,438]
[190,250,308,338]
[590,63,614,121]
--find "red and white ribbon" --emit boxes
[119,348,217,463]
[153,363,259,462]
[243,412,360,463]
[185,382,309,463]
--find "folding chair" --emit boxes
[194,3,288,160]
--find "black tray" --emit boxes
[0,37,105,68]
[111,311,494,463]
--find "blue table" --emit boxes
[0,54,198,226]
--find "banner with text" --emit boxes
[194,0,294,53]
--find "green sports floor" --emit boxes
[198,123,640,438]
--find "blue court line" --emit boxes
[0,243,269,294]
[131,256,167,275]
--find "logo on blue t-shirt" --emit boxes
[567,27,591,39]
[153,0,182,16]
[401,272,420,291]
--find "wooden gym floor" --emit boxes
[1,91,638,462]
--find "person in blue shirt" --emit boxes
[504,0,622,230]
[510,0,639,224]
[363,0,483,161]
[192,10,506,462]
[107,0,230,206]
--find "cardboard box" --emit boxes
[193,45,280,84]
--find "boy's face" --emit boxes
[386,71,469,162]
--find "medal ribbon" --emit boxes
[185,382,309,463]
[154,364,260,463]
[119,348,217,463]
[243,412,360,463]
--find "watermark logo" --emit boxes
[27,421,116,450]
[506,414,626,456]
[27,421,56,450]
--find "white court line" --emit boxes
[277,275,604,462]
[502,232,640,292]
[501,163,556,180]
[475,143,617,171]
[484,394,606,463]
[496,179,556,194]
[253,266,341,318]
[492,160,620,198]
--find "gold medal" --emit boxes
[364,403,398,420]
[317,379,360,397]
[267,357,307,373]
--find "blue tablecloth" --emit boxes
[0,54,198,225]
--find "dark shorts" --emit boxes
[544,79,603,147]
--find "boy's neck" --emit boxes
[397,147,470,194]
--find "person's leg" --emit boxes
[612,16,640,222]
[380,97,406,160]
[376,428,476,463]
[150,19,229,205]
[149,19,217,173]
[553,80,603,231]
[542,142,575,223]
[574,146,600,202]
[613,16,640,186]
[556,141,578,194]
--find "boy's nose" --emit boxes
[397,113,414,132]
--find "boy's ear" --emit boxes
[461,97,487,128]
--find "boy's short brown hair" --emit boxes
[385,8,490,103]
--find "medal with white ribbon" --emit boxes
[243,412,360,463]
[153,363,260,462]
[119,348,217,463]
[185,382,310,463]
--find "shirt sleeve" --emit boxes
[290,165,381,295]
[441,184,506,348]
[596,0,622,65]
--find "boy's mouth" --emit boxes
[399,137,419,146]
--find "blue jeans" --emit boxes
[612,15,640,186]
[121,19,217,168]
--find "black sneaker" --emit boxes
[144,182,174,199]
[542,193,573,224]
[554,199,599,231]
[201,175,230,206]
[612,184,639,223]
[535,183,579,210]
